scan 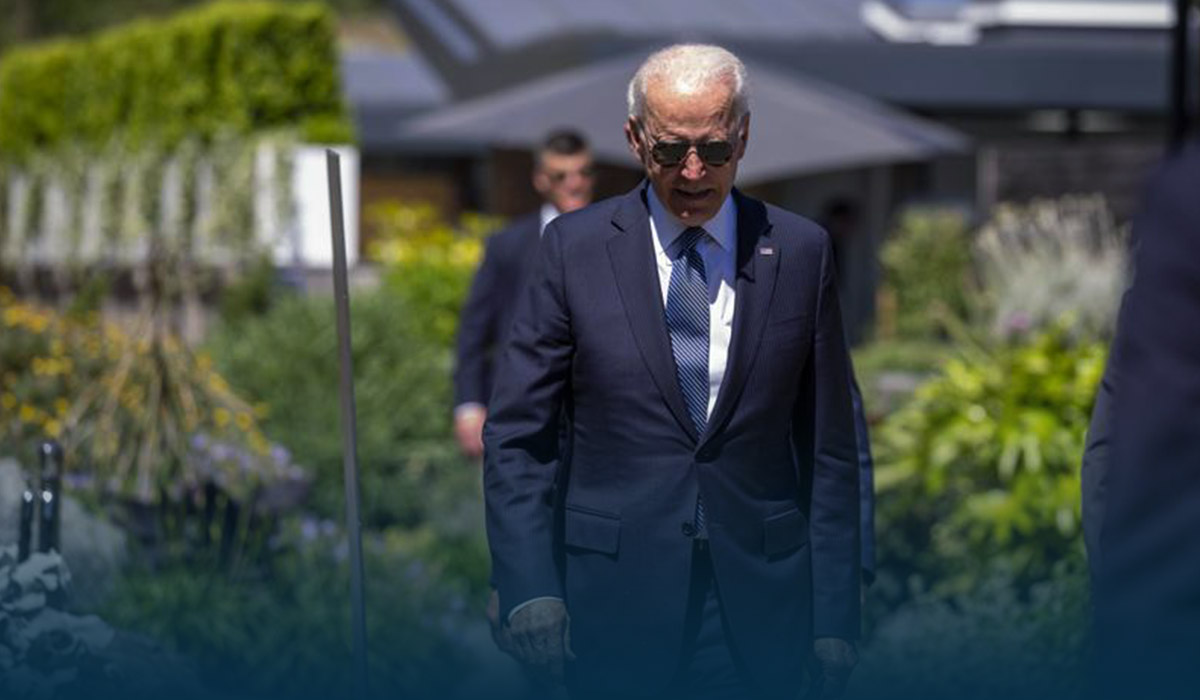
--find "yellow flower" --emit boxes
[214,407,231,428]
[235,412,253,431]
[25,313,49,334]
[54,399,70,416]
[1,394,16,411]
[19,404,37,423]
[44,420,62,438]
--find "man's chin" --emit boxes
[668,190,720,222]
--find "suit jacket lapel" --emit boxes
[701,190,778,447]
[607,187,701,443]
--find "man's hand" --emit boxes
[507,598,576,683]
[454,405,486,459]
[809,637,858,699]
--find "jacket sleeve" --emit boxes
[453,235,503,407]
[849,369,876,583]
[802,231,862,639]
[483,220,574,620]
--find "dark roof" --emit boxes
[387,0,881,99]
[743,37,1185,111]
[398,51,967,184]
[340,49,451,150]
[434,0,875,50]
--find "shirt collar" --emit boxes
[539,202,560,236]
[645,184,736,256]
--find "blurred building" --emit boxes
[341,0,1197,341]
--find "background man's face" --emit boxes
[534,151,595,214]
[626,76,748,225]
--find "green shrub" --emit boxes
[872,322,1104,599]
[207,289,482,538]
[100,519,477,699]
[878,207,974,341]
[0,1,352,161]
[368,201,498,349]
[854,564,1089,700]
[0,289,294,506]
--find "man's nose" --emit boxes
[679,149,706,180]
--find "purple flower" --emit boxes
[270,444,291,466]
[211,443,232,462]
[1005,311,1032,334]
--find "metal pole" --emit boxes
[327,149,370,699]
[1169,0,1190,151]
[37,441,62,554]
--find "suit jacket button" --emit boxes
[681,522,696,537]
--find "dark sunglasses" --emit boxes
[639,123,736,167]
[546,166,596,184]
[650,139,734,167]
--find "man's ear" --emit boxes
[735,113,750,160]
[532,163,549,198]
[624,118,644,162]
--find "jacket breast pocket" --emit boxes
[763,508,809,557]
[564,504,621,555]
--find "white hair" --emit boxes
[626,44,750,123]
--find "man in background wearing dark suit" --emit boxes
[453,130,596,459]
[1094,141,1200,700]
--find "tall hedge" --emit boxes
[0,1,353,162]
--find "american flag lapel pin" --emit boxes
[759,246,775,256]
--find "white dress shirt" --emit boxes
[539,202,560,236]
[646,185,737,419]
[507,188,737,623]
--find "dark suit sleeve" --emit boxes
[803,234,862,639]
[849,371,876,583]
[1081,351,1115,574]
[454,235,503,407]
[483,221,573,620]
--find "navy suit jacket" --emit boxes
[453,212,541,407]
[1096,142,1200,695]
[484,186,861,695]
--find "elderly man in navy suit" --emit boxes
[454,129,596,459]
[484,45,861,699]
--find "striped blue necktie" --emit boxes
[665,226,709,535]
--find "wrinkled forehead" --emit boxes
[641,76,740,136]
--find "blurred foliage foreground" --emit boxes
[0,201,495,698]
[0,192,1122,698]
[849,195,1126,699]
